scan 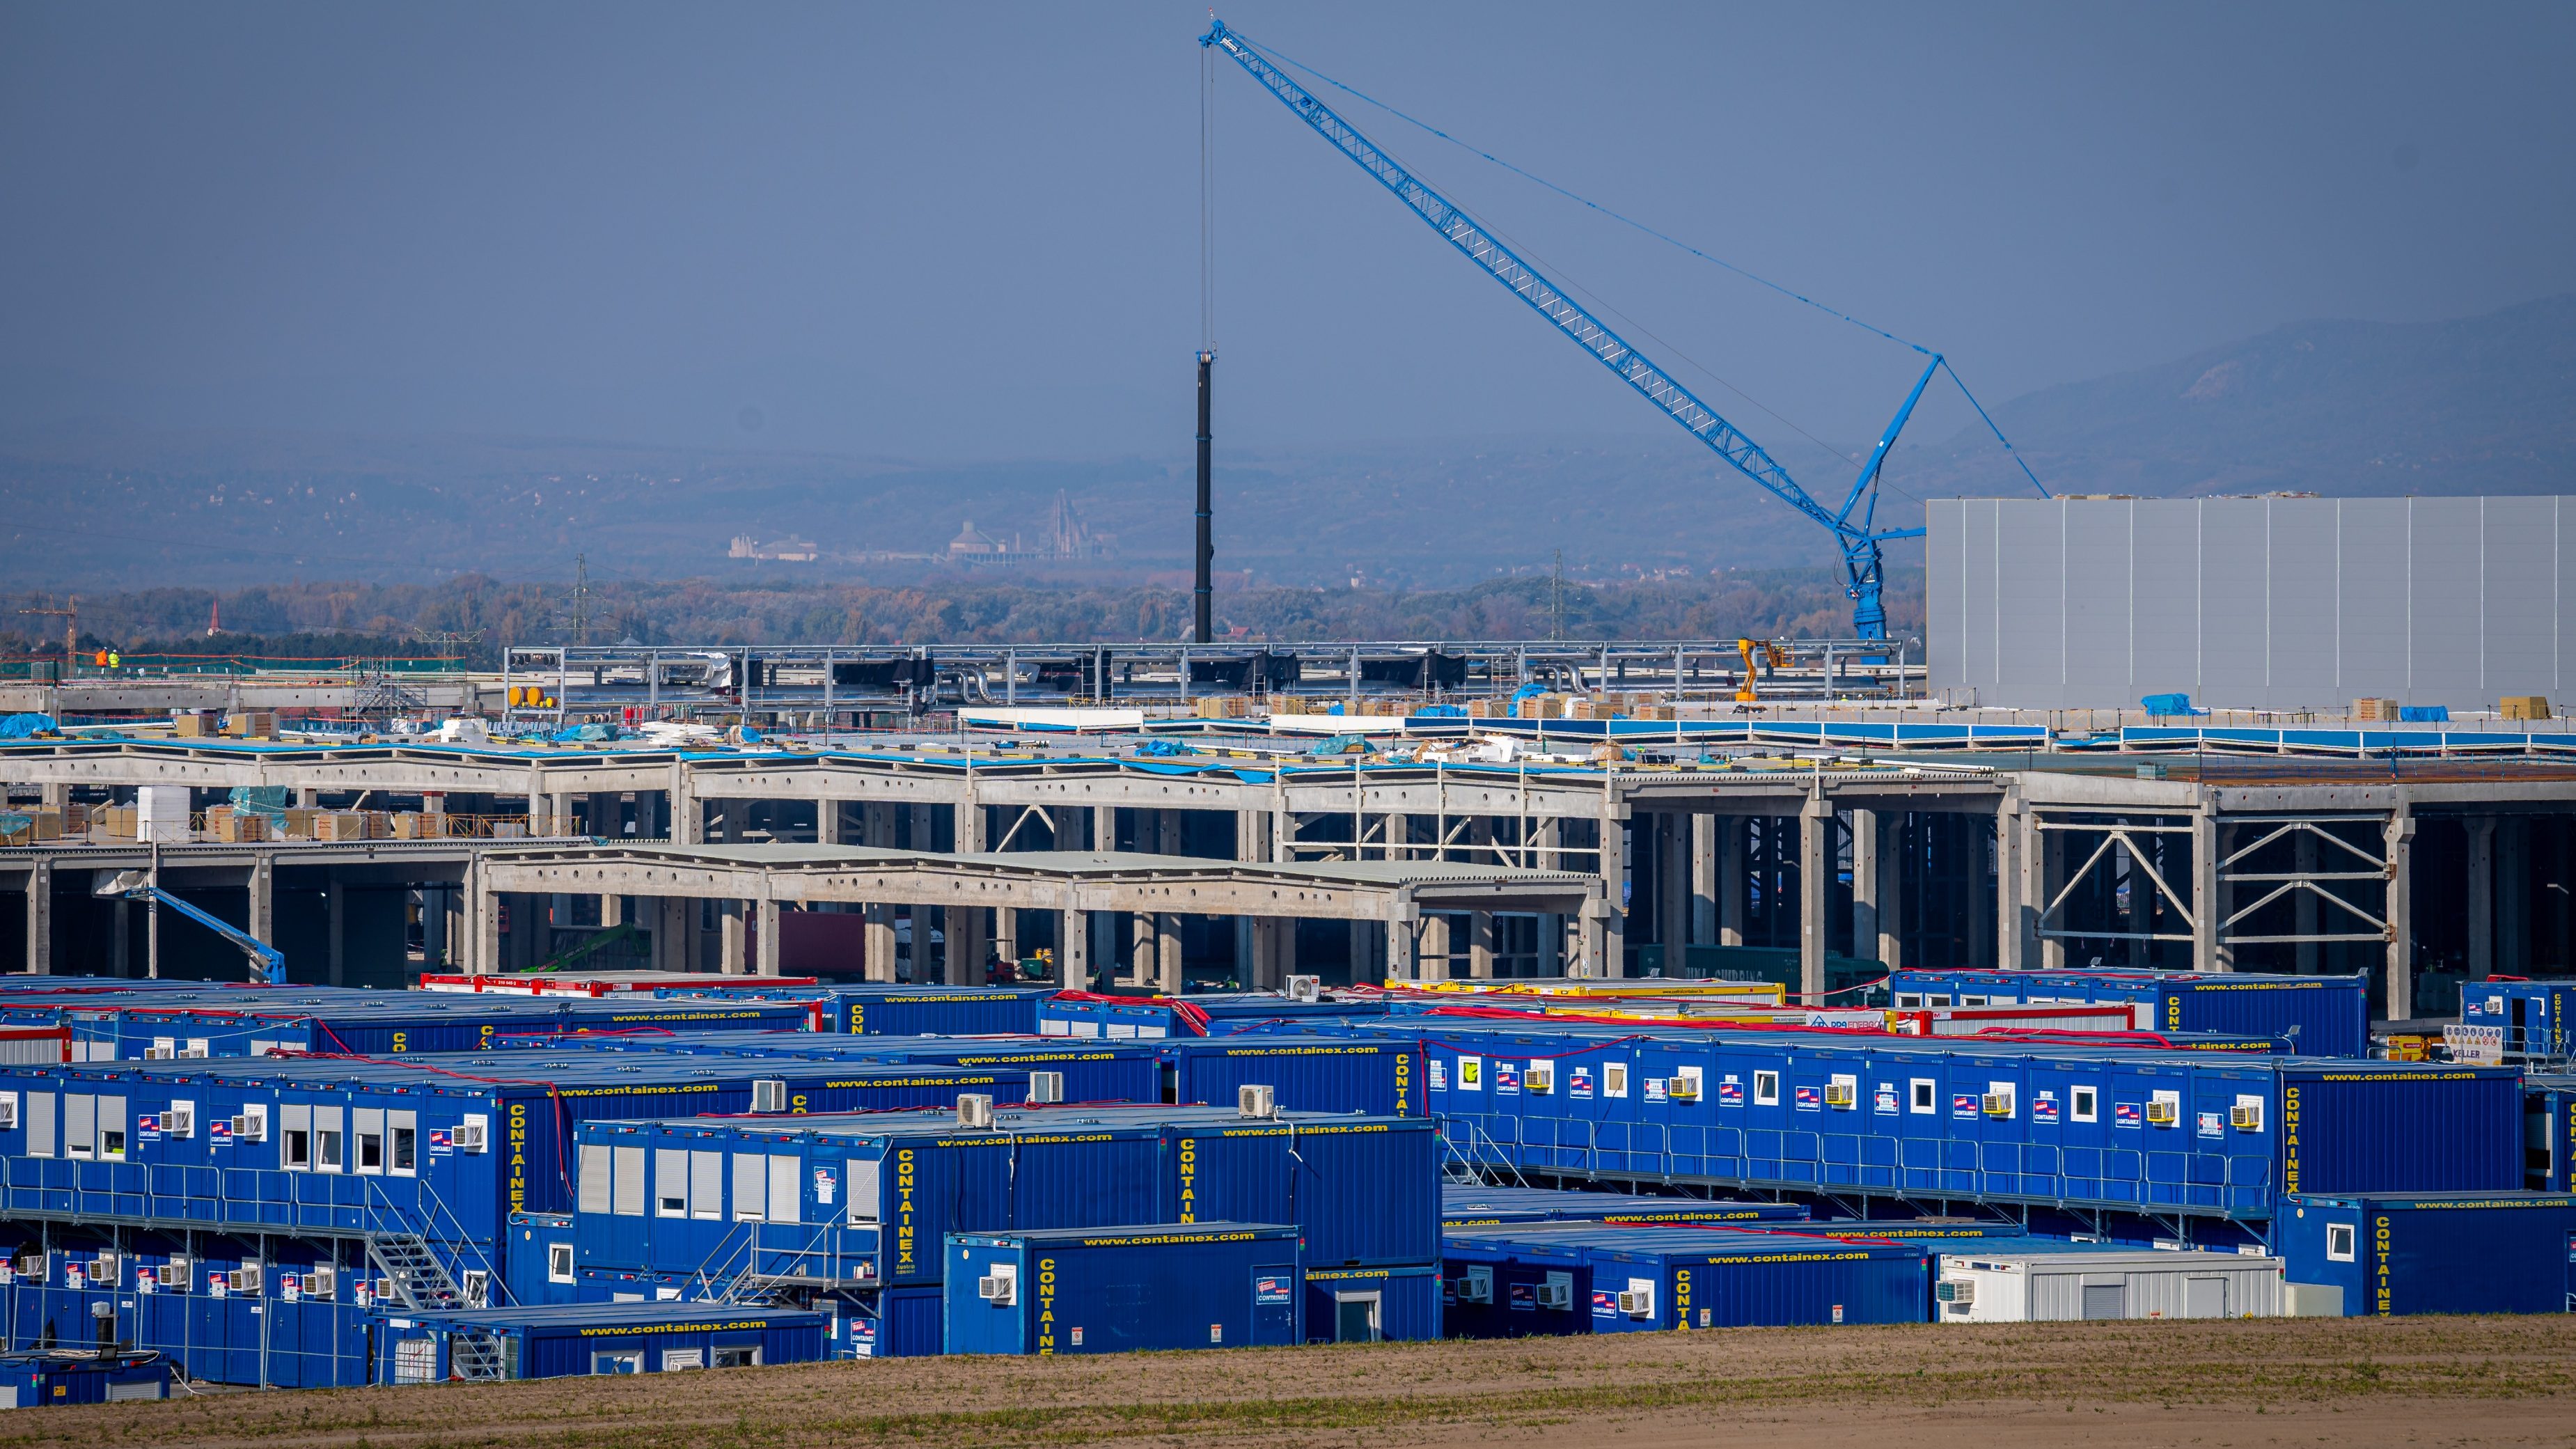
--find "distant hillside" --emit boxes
[3,295,2567,590]
[1899,293,2576,498]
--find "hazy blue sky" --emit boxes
[3,2,2570,475]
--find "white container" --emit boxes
[1934,1246,2285,1323]
[134,786,190,843]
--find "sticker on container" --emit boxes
[1255,1276,1292,1305]
[1951,1094,1979,1120]
[1494,1063,1520,1096]
[429,1129,453,1156]
[210,1120,233,1148]
[65,1264,85,1288]
[1570,1067,1594,1099]
[138,1113,159,1142]
[2197,1111,2224,1138]
[813,1168,837,1205]
[1644,1077,1668,1104]
[281,1274,301,1303]
[1456,1057,1482,1092]
[1428,1058,1447,1092]
[1590,1290,1619,1318]
[1717,1079,1743,1107]
[852,1319,876,1356]
[1793,1085,1821,1112]
[136,1269,155,1294]
[1069,1326,1083,1347]
[209,1274,228,1299]
[1874,1084,1899,1115]
[1509,1282,1536,1312]
[2031,1092,2059,1125]
[1831,1303,1844,1324]
[2113,1102,2142,1129]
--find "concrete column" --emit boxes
[1058,908,1091,991]
[327,880,346,987]
[907,804,934,853]
[1467,909,1494,979]
[2126,836,2152,969]
[1576,904,1606,979]
[2385,807,2416,1021]
[994,907,1019,973]
[1235,809,1264,985]
[1691,814,1718,946]
[1876,813,1905,971]
[1156,911,1182,993]
[629,790,659,842]
[1968,817,1995,967]
[2501,817,2529,973]
[294,788,319,810]
[755,901,781,977]
[719,901,747,975]
[1349,918,1372,983]
[1247,916,1281,990]
[864,904,897,983]
[1420,912,1452,982]
[586,792,618,840]
[958,796,988,854]
[668,765,700,846]
[2190,809,2222,973]
[1599,807,1629,978]
[1719,815,1746,948]
[478,875,504,976]
[1536,816,1562,956]
[817,798,842,846]
[1850,807,1880,968]
[599,890,623,930]
[1126,913,1154,985]
[2037,820,2066,970]
[2468,817,2496,979]
[1657,813,1688,966]
[1386,912,1417,982]
[425,888,449,970]
[1799,794,1831,1002]
[961,907,994,985]
[1092,806,1116,855]
[23,862,50,975]
[248,856,274,962]
[1995,800,2026,971]
[1156,809,1182,856]
[650,896,684,971]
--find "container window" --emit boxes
[691,1151,723,1220]
[769,1155,802,1226]
[548,1242,574,1283]
[2326,1223,2355,1262]
[1753,1071,1780,1106]
[1910,1079,1936,1115]
[578,1145,614,1214]
[283,1128,312,1170]
[357,1131,384,1173]
[1894,994,1923,1009]
[655,1149,689,1216]
[65,1094,94,1160]
[613,1145,646,1217]
[391,1123,417,1175]
[24,1092,53,1158]
[712,1346,760,1369]
[734,1152,769,1222]
[2072,1086,2098,1123]
[847,1159,881,1223]
[317,1128,344,1171]
[1603,1063,1629,1099]
[592,1352,642,1375]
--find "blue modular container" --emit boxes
[1452,1223,1929,1332]
[659,985,1053,1037]
[507,1212,579,1308]
[2272,1191,2576,1316]
[1398,1019,2520,1219]
[66,992,821,1060]
[372,1301,825,1381]
[1440,1227,1592,1338]
[844,1285,943,1358]
[0,1349,170,1407]
[1304,1263,1442,1343]
[1887,969,2369,1058]
[2463,979,2576,1058]
[488,1030,1166,1107]
[1037,993,1387,1039]
[571,1104,1440,1286]
[2525,1075,2576,1191]
[1440,1185,1808,1227]
[2,1231,378,1388]
[1160,1035,1424,1116]
[0,1056,1024,1275]
[943,1222,1304,1355]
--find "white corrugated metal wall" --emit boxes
[1927,496,2576,710]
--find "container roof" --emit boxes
[388,1301,824,1330]
[950,1221,1298,1246]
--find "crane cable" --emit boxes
[1227,26,2049,501]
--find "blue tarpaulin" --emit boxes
[2140,693,2206,716]
[0,713,58,739]
[2399,705,2449,723]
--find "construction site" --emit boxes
[2,8,2572,1438]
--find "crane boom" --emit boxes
[1202,19,1929,638]
[95,869,288,985]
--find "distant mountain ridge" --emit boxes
[2,295,2567,589]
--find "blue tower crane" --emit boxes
[1203,18,1951,640]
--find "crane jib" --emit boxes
[1204,19,1918,636]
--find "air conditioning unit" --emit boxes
[92,1254,118,1281]
[155,1264,182,1287]
[1615,1290,1652,1317]
[232,1107,267,1141]
[1525,1063,1555,1095]
[956,1094,996,1129]
[1533,1276,1573,1310]
[453,1118,488,1152]
[977,1265,1016,1306]
[0,1095,15,1129]
[230,1264,262,1293]
[1933,1279,1976,1306]
[2145,1099,2181,1127]
[146,1039,176,1060]
[2230,1103,2263,1131]
[1238,1084,1278,1120]
[1285,976,1321,1003]
[1981,1092,2014,1118]
[1027,1071,1065,1105]
[751,1080,787,1113]
[1823,1081,1858,1109]
[183,1039,211,1059]
[1666,1076,1699,1102]
[164,1103,194,1138]
[308,1264,336,1298]
[1455,1267,1493,1303]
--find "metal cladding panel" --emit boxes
[944,1225,1303,1355]
[1165,1038,1422,1115]
[2283,1067,2523,1197]
[1165,1116,1440,1268]
[2274,1193,2576,1316]
[1305,1264,1441,1343]
[1928,495,2576,708]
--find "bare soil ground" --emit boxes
[14,1316,2575,1449]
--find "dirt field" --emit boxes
[15,1316,2576,1449]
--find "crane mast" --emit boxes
[1201,19,1932,639]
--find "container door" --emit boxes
[1251,1267,1298,1345]
[1333,1291,1382,1343]
[2080,1283,2125,1320]
[2183,1276,2225,1319]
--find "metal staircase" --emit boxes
[368,1232,466,1310]
[448,1333,506,1381]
